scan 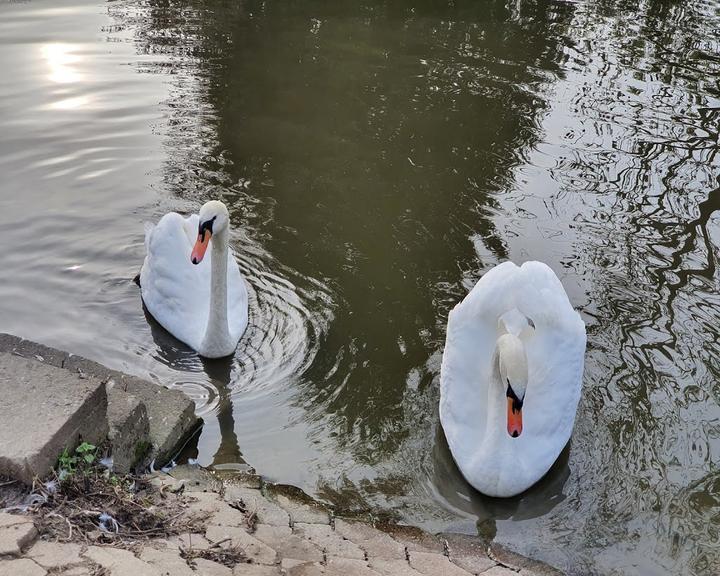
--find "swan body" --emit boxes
[140,201,248,358]
[439,261,585,497]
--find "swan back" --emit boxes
[439,261,585,497]
[140,212,248,353]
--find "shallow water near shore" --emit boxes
[1,0,719,574]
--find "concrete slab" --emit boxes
[0,334,200,468]
[0,352,107,484]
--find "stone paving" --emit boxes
[0,468,563,576]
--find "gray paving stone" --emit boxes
[482,567,520,576]
[139,546,194,576]
[232,564,282,575]
[367,558,424,576]
[284,562,324,576]
[518,565,565,576]
[167,533,212,551]
[334,521,405,561]
[224,486,290,527]
[378,525,444,554]
[0,514,27,529]
[252,524,322,563]
[0,517,37,556]
[294,523,364,560]
[408,550,473,576]
[0,558,46,576]
[84,546,162,576]
[192,558,232,576]
[26,541,83,569]
[0,352,107,484]
[205,525,277,565]
[325,557,380,576]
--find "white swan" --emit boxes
[140,200,249,358]
[439,261,585,497]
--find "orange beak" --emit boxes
[507,397,523,438]
[191,231,211,264]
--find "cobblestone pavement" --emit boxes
[0,469,563,576]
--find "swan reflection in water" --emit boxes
[431,423,571,538]
[143,302,246,469]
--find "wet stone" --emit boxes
[294,523,364,560]
[223,486,290,527]
[252,524,323,563]
[408,551,473,576]
[205,525,277,565]
[265,486,330,526]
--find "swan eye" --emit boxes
[198,216,217,241]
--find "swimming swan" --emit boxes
[140,200,249,358]
[439,261,585,497]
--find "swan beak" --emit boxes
[191,232,211,264]
[507,397,523,438]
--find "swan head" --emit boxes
[191,201,230,264]
[497,333,528,439]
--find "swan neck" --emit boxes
[203,228,231,354]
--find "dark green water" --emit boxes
[1,0,719,574]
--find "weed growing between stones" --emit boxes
[4,456,207,545]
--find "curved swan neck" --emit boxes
[202,228,232,355]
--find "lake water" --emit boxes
[1,0,719,574]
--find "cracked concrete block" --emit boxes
[106,390,150,473]
[0,352,107,484]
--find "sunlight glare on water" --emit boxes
[1,0,719,574]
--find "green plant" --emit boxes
[57,442,98,478]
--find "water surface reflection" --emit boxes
[1,0,719,574]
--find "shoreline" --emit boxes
[0,334,565,575]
